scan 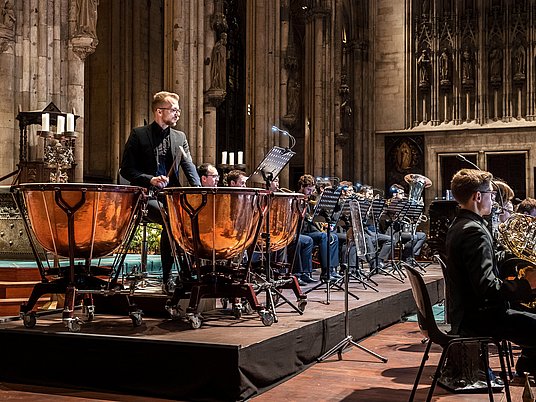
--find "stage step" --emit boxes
[0,297,50,318]
[0,266,46,317]
[0,281,38,298]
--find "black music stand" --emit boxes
[318,198,387,363]
[304,187,359,304]
[250,146,306,321]
[380,198,408,282]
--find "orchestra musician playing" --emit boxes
[298,174,341,281]
[377,184,427,266]
[446,168,536,377]
[120,91,201,294]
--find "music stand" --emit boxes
[304,187,359,304]
[249,145,295,185]
[249,146,305,321]
[318,199,388,363]
[380,198,408,282]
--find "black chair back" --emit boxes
[405,265,452,346]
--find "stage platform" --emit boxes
[0,264,444,401]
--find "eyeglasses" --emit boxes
[206,174,220,179]
[480,190,497,197]
[159,107,181,114]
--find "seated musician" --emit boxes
[298,174,340,281]
[516,197,536,216]
[198,162,220,187]
[377,184,426,265]
[226,169,248,187]
[120,91,201,295]
[446,168,536,377]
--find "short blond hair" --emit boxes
[152,91,180,112]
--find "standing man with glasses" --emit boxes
[446,168,536,377]
[121,91,201,294]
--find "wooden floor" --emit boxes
[0,321,532,401]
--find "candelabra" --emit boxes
[16,102,78,183]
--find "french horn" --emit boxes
[498,213,536,309]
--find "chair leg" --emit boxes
[409,339,432,402]
[501,340,513,380]
[479,343,495,402]
[496,341,512,402]
[426,344,450,402]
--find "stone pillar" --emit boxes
[165,0,207,167]
[204,0,224,166]
[69,0,98,182]
[304,5,333,177]
[245,1,282,169]
[0,0,16,183]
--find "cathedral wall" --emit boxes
[373,0,407,132]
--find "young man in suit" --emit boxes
[121,91,201,294]
[446,168,536,376]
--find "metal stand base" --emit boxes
[318,334,388,363]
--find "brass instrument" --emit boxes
[498,213,536,308]
[404,173,432,204]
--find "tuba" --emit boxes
[404,173,432,204]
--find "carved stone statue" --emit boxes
[76,0,99,38]
[489,47,503,85]
[462,48,474,87]
[1,0,15,30]
[286,72,300,117]
[210,32,228,91]
[513,44,526,81]
[439,49,450,85]
[417,49,431,88]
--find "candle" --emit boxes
[56,115,65,134]
[237,151,243,165]
[229,152,235,166]
[41,113,50,131]
[66,113,75,132]
[221,151,228,165]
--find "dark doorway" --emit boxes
[439,153,477,196]
[487,152,527,201]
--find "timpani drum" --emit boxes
[258,192,306,252]
[14,183,144,259]
[12,183,145,332]
[162,187,268,261]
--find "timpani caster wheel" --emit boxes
[259,310,275,326]
[22,312,36,328]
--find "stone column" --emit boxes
[69,0,99,181]
[304,5,333,177]
[0,0,16,183]
[165,0,207,167]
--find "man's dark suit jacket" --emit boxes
[445,208,532,335]
[120,122,200,188]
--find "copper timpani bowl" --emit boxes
[14,183,144,259]
[163,187,268,260]
[258,192,306,252]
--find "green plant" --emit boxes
[128,223,161,254]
